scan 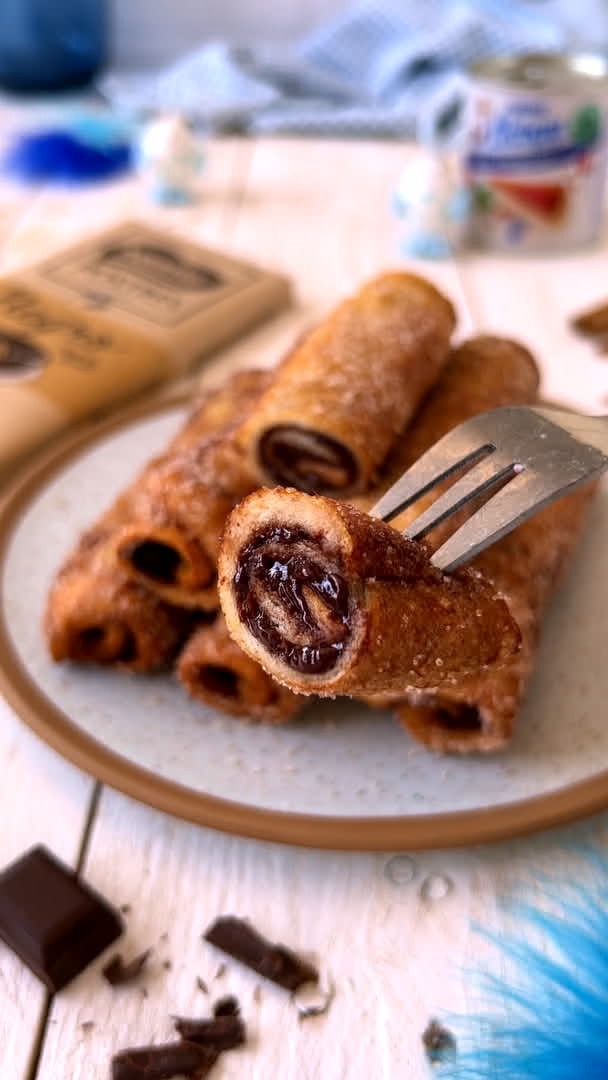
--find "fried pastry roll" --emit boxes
[45,511,192,671]
[395,484,597,752]
[113,369,269,611]
[218,488,520,698]
[45,370,266,667]
[235,272,456,495]
[348,335,595,752]
[363,335,540,509]
[177,613,302,723]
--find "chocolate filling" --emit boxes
[76,623,137,664]
[234,526,351,674]
[197,665,239,699]
[125,540,183,584]
[430,703,482,733]
[258,426,358,494]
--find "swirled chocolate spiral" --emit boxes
[236,272,456,495]
[218,488,521,698]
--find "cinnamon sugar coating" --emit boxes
[218,488,521,698]
[45,516,192,671]
[236,272,456,495]
[177,613,302,723]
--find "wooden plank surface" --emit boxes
[0,707,93,1079]
[0,136,607,1080]
[0,137,251,1080]
[458,247,608,413]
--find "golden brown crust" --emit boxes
[111,370,270,610]
[355,335,540,518]
[177,613,302,723]
[396,483,597,752]
[45,371,269,668]
[355,334,594,752]
[45,514,192,672]
[218,487,520,697]
[236,272,456,495]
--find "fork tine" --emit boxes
[369,433,493,523]
[431,467,595,572]
[404,454,518,541]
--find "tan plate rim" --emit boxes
[1,395,608,851]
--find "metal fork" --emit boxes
[370,406,608,572]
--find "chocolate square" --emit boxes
[0,845,123,991]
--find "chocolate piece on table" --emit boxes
[111,1041,218,1080]
[102,948,152,986]
[204,916,318,992]
[0,845,123,992]
[174,1012,246,1051]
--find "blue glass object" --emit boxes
[0,0,106,92]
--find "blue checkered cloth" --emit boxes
[102,0,605,140]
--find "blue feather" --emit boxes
[437,861,608,1079]
[3,115,133,185]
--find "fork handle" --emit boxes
[532,408,608,455]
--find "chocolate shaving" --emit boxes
[213,963,226,979]
[174,1013,245,1052]
[163,960,172,971]
[422,1019,457,1064]
[120,904,132,916]
[196,975,209,994]
[80,1021,95,1033]
[111,1040,218,1080]
[204,916,318,992]
[213,995,240,1017]
[103,948,152,987]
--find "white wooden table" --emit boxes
[0,136,607,1080]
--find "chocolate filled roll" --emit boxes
[113,369,269,611]
[362,335,541,511]
[348,335,595,752]
[177,613,302,723]
[395,484,597,752]
[218,488,520,698]
[236,272,456,496]
[45,370,265,666]
[45,511,192,671]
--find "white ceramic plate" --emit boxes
[1,398,607,849]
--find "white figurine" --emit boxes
[137,113,204,205]
[393,150,470,259]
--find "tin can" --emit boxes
[464,52,608,251]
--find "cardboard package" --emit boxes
[0,221,290,476]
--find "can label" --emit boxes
[465,83,607,250]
